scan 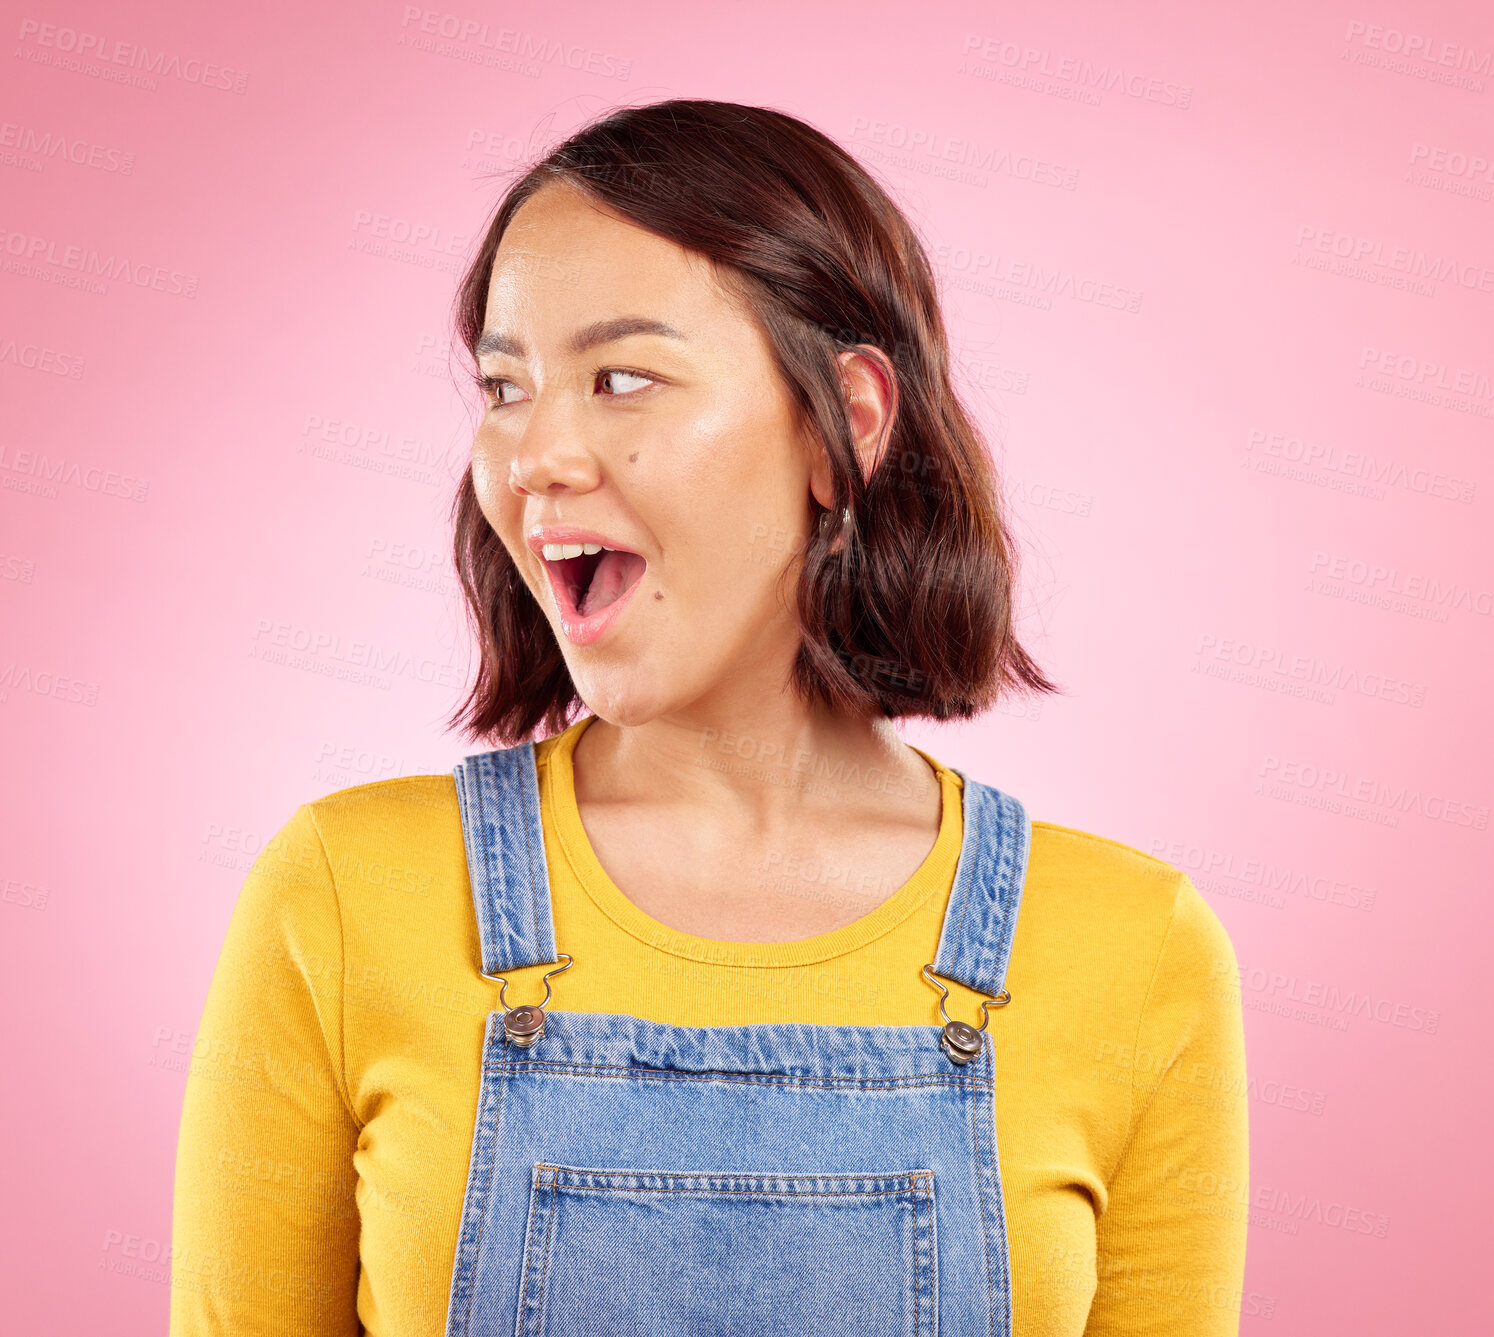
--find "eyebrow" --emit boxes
[474,316,686,360]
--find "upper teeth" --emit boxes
[542,541,612,560]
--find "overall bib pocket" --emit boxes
[513,1162,939,1337]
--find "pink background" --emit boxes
[3,0,1490,1330]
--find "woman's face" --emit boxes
[471,180,830,727]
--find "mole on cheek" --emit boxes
[654,591,663,599]
[628,452,639,462]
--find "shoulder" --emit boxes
[1026,819,1184,915]
[293,733,568,895]
[1015,818,1237,993]
[292,773,464,897]
[302,771,459,824]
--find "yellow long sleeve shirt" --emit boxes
[170,714,1249,1336]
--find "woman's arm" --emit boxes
[1084,875,1253,1335]
[170,804,363,1336]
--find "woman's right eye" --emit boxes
[476,374,529,408]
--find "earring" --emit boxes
[826,504,851,554]
[833,372,855,555]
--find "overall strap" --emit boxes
[452,741,558,974]
[930,772,1031,1000]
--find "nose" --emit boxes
[504,401,603,500]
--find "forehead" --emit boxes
[483,181,740,338]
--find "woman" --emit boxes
[171,99,1248,1336]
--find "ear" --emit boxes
[839,345,898,483]
[808,344,899,511]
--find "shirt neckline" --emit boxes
[543,713,965,969]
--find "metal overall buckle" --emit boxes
[920,963,1011,1065]
[482,954,573,1049]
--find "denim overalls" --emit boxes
[443,737,1031,1337]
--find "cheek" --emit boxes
[469,438,529,573]
[660,394,805,505]
[643,404,809,586]
[470,435,515,519]
[470,447,503,508]
[632,430,762,544]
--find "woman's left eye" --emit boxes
[597,368,655,397]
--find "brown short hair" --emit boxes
[445,99,1060,745]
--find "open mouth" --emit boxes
[545,547,648,621]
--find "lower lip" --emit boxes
[549,563,646,647]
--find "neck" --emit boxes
[571,703,937,827]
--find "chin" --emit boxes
[566,670,675,729]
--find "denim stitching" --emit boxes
[927,1171,940,1337]
[947,781,985,993]
[459,1030,503,1337]
[915,1181,922,1337]
[969,1058,997,1337]
[474,764,499,976]
[914,1173,925,1337]
[981,794,1012,996]
[518,744,545,963]
[514,1165,546,1334]
[536,1182,928,1198]
[988,801,1028,998]
[496,1062,983,1092]
[922,1171,938,1337]
[545,1184,927,1202]
[540,1164,933,1188]
[533,1172,559,1332]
